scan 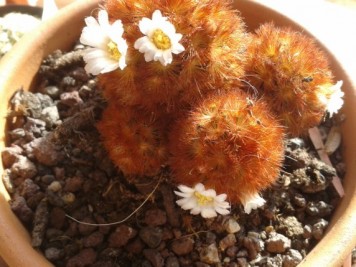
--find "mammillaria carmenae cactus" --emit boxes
[97,103,170,177]
[79,0,344,217]
[245,23,342,136]
[168,90,285,206]
[97,0,249,113]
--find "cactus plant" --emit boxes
[97,103,171,177]
[79,1,343,216]
[96,0,249,114]
[168,90,285,204]
[245,23,337,136]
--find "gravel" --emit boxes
[1,48,344,266]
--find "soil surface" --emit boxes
[1,46,344,267]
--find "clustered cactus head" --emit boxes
[80,1,344,217]
[168,90,285,204]
[245,23,339,136]
[96,104,170,178]
[97,0,248,113]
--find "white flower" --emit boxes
[326,80,344,117]
[241,193,266,214]
[174,183,230,218]
[134,10,185,66]
[80,10,128,75]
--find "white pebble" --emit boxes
[48,181,62,192]
[62,193,76,204]
[224,218,241,234]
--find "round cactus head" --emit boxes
[168,90,285,204]
[92,0,249,113]
[245,23,339,136]
[97,103,171,178]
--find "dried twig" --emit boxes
[308,127,344,197]
[65,175,163,226]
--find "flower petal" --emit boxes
[174,191,193,198]
[215,206,230,215]
[215,193,227,202]
[171,43,185,54]
[242,193,266,214]
[201,207,217,218]
[190,206,202,215]
[98,10,109,28]
[194,183,205,192]
[177,184,194,193]
[139,17,153,35]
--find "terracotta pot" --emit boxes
[0,0,355,266]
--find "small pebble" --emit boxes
[78,217,97,235]
[143,249,164,267]
[20,178,40,199]
[171,237,194,256]
[305,201,333,217]
[10,155,37,181]
[224,218,241,234]
[283,249,303,267]
[83,231,104,248]
[35,92,54,108]
[303,225,312,239]
[165,256,180,267]
[236,257,249,267]
[49,207,66,229]
[266,255,283,266]
[10,194,33,223]
[41,174,55,185]
[277,216,304,238]
[47,181,62,192]
[46,189,65,207]
[139,227,162,248]
[61,192,76,204]
[40,106,60,128]
[31,199,49,247]
[8,128,26,140]
[243,236,262,259]
[64,176,84,192]
[219,234,237,251]
[66,248,97,267]
[60,91,83,106]
[226,246,239,258]
[108,225,137,248]
[144,209,167,226]
[30,136,64,166]
[126,238,144,254]
[292,193,307,208]
[199,243,220,264]
[312,219,329,240]
[43,86,60,99]
[205,231,217,244]
[265,232,291,253]
[1,145,23,168]
[2,169,14,193]
[44,247,65,261]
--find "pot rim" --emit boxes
[0,0,355,266]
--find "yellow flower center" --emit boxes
[151,29,171,50]
[194,191,213,205]
[107,41,121,60]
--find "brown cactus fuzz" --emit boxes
[245,23,336,136]
[97,103,171,178]
[168,90,285,204]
